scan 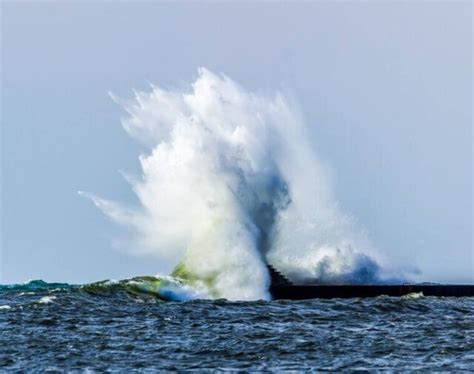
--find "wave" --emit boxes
[0,280,77,292]
[0,276,209,302]
[80,68,401,301]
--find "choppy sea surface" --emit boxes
[1,280,473,371]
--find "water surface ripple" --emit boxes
[1,284,473,370]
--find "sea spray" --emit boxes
[82,68,387,300]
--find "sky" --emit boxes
[1,1,472,284]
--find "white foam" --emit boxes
[402,292,424,299]
[38,296,56,304]
[83,68,391,300]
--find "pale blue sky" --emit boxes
[1,1,472,284]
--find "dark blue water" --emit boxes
[1,280,473,371]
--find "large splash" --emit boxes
[82,68,390,301]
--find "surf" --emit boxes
[81,68,398,300]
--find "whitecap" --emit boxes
[38,295,57,304]
[402,292,424,299]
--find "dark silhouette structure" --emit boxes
[267,265,474,299]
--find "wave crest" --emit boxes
[82,68,393,300]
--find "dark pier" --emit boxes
[267,265,474,299]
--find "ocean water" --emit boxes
[1,281,473,371]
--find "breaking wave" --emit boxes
[0,277,206,302]
[81,68,398,300]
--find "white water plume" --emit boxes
[82,68,391,300]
